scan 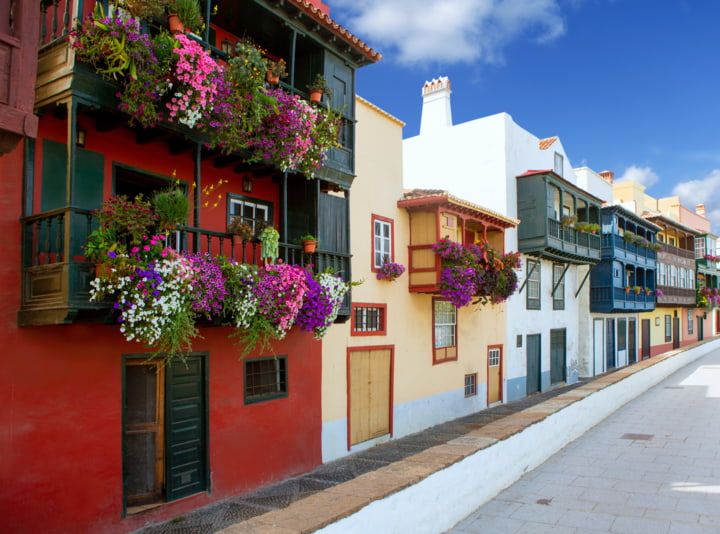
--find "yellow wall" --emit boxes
[322,97,508,430]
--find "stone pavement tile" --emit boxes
[557,509,615,531]
[593,503,647,518]
[611,479,663,494]
[643,508,701,524]
[698,513,720,528]
[515,522,578,534]
[451,513,525,533]
[610,515,670,534]
[510,502,567,524]
[520,471,577,486]
[668,522,720,534]
[629,493,680,511]
[674,498,720,515]
[643,471,683,484]
[473,498,522,518]
[573,475,617,490]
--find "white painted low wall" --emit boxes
[316,339,720,534]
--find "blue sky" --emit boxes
[330,0,720,228]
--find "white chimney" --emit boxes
[420,77,452,135]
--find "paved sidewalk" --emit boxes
[447,349,720,534]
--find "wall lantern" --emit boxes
[76,127,86,148]
[655,317,660,326]
[242,176,253,193]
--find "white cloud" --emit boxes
[672,170,720,232]
[331,0,566,65]
[615,166,660,188]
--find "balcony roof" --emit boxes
[286,0,382,65]
[399,189,519,228]
[642,212,700,236]
[603,204,662,232]
[516,169,604,204]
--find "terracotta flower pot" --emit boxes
[167,13,184,35]
[266,71,280,85]
[303,240,317,253]
[310,90,323,103]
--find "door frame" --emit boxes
[346,345,394,450]
[526,334,541,395]
[487,344,503,405]
[550,328,567,384]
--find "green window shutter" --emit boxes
[165,356,207,501]
[74,148,104,209]
[41,139,67,211]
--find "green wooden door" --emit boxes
[526,334,541,395]
[165,356,207,501]
[550,328,566,384]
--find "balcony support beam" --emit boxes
[552,263,570,296]
[575,266,592,299]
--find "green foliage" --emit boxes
[166,0,204,33]
[153,182,190,230]
[93,195,157,245]
[85,227,119,262]
[308,73,332,99]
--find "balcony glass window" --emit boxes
[695,237,706,258]
[228,195,272,233]
[658,263,667,285]
[554,152,564,176]
[688,309,694,335]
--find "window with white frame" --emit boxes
[372,215,393,269]
[527,259,541,310]
[433,299,457,363]
[687,269,695,289]
[688,309,694,335]
[695,237,706,259]
[658,263,667,285]
[228,194,272,234]
[554,152,564,177]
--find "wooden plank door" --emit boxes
[550,329,566,384]
[487,347,502,404]
[526,334,541,395]
[641,319,651,359]
[349,348,392,446]
[124,361,165,506]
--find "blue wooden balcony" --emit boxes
[590,286,656,313]
[601,234,656,266]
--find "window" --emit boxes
[464,374,477,397]
[665,315,672,342]
[228,194,272,234]
[688,309,694,335]
[658,263,667,285]
[552,264,565,310]
[527,259,541,310]
[244,356,288,404]
[695,237,706,259]
[433,299,457,363]
[123,355,207,511]
[372,215,393,269]
[554,152,564,177]
[351,303,387,336]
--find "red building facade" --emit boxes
[0,1,378,531]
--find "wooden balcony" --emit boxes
[518,217,601,264]
[590,286,656,313]
[600,234,657,266]
[19,207,351,326]
[655,286,696,307]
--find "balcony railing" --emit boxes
[656,285,696,307]
[20,207,351,324]
[600,234,657,265]
[590,286,656,313]
[545,218,601,261]
[659,242,694,260]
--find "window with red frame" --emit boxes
[351,303,387,336]
[433,299,457,363]
[372,215,393,270]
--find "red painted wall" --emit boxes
[0,128,322,532]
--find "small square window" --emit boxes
[245,356,288,404]
[464,374,477,397]
[351,304,387,336]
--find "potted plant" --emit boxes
[586,223,600,234]
[644,287,652,295]
[376,262,406,282]
[259,226,279,263]
[624,286,631,293]
[166,0,204,34]
[622,231,638,244]
[92,194,158,247]
[228,216,254,244]
[560,214,577,228]
[266,59,287,84]
[152,181,189,231]
[300,234,318,253]
[308,73,331,103]
[632,285,642,294]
